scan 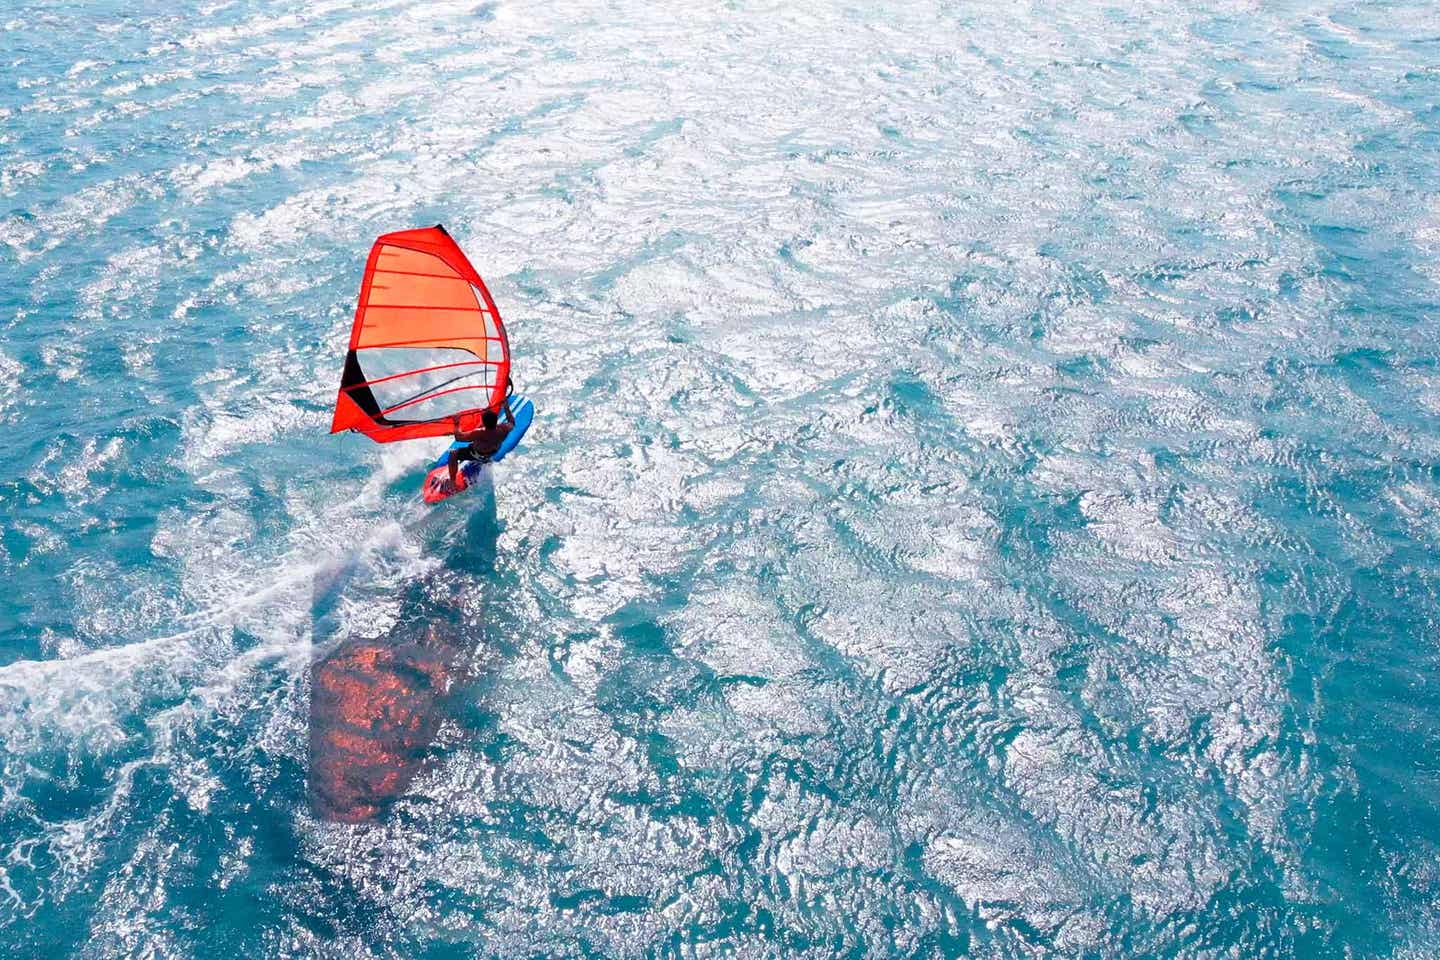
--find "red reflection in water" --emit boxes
[307,625,458,823]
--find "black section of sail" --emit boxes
[340,350,386,427]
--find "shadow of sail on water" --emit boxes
[306,470,499,823]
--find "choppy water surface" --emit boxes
[4,1,1440,956]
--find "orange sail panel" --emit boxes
[329,225,510,443]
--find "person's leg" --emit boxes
[448,449,460,489]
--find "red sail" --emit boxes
[329,225,510,443]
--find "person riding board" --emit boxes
[444,400,513,491]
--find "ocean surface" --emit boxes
[4,1,1440,956]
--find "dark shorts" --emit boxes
[452,444,495,464]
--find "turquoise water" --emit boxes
[4,0,1440,955]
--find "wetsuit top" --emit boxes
[457,422,513,460]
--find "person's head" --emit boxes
[481,409,498,429]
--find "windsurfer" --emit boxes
[446,403,513,491]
